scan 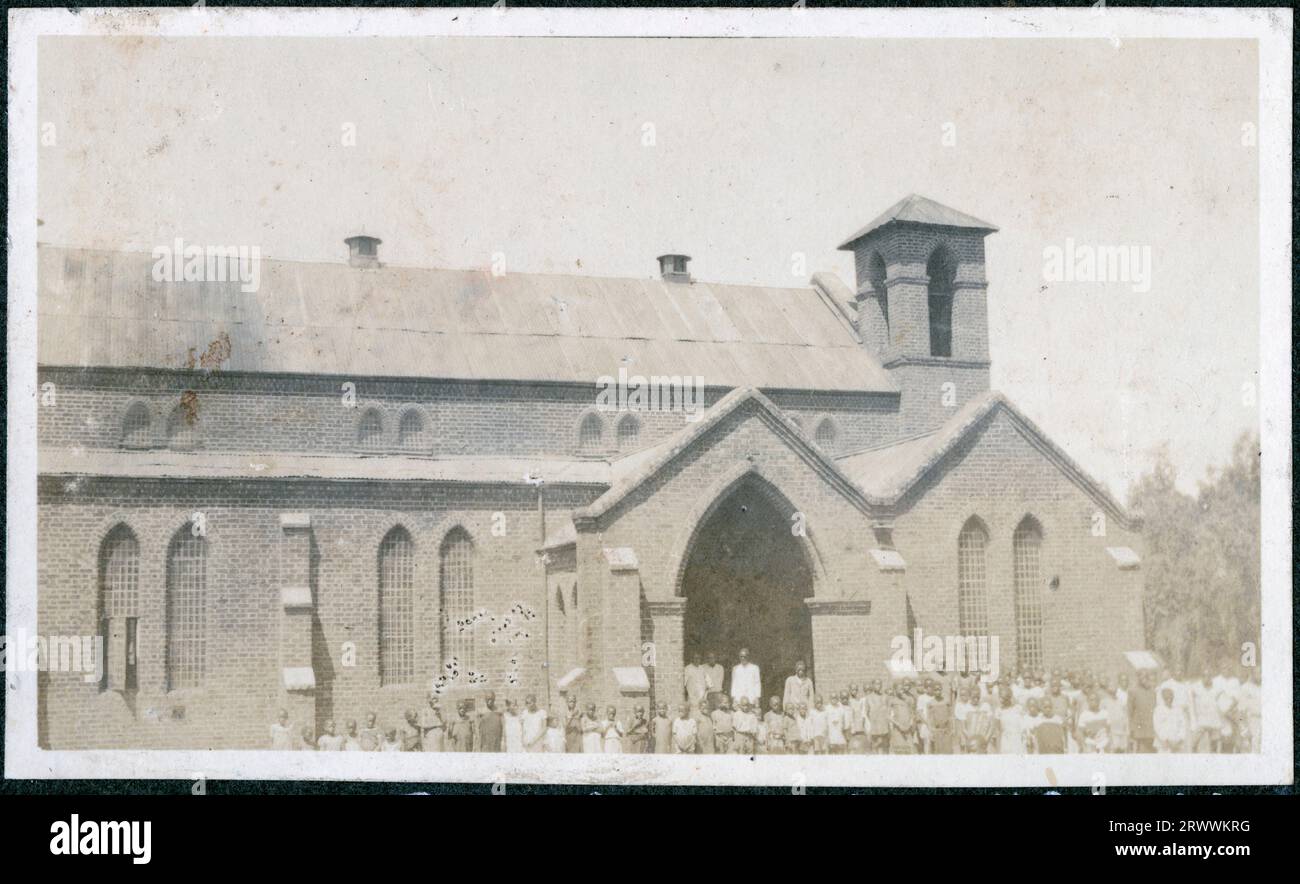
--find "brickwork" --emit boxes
[887,409,1144,680]
[36,478,594,748]
[848,224,993,436]
[37,369,899,462]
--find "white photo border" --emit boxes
[5,5,1293,787]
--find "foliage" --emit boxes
[1127,432,1261,675]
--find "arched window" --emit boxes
[166,404,199,449]
[166,529,207,690]
[99,525,140,691]
[578,413,605,454]
[926,247,956,358]
[814,417,839,452]
[957,518,990,639]
[616,414,641,450]
[440,528,475,670]
[867,252,889,338]
[1013,517,1045,672]
[398,409,425,450]
[99,525,140,622]
[358,408,384,449]
[122,402,152,448]
[378,527,415,685]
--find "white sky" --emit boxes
[37,36,1260,497]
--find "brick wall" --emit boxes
[885,409,1144,681]
[38,368,900,462]
[36,476,597,749]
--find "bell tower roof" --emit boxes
[837,194,998,251]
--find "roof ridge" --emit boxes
[39,241,828,294]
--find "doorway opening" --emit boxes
[681,477,815,703]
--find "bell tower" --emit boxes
[838,194,998,436]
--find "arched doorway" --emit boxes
[681,477,815,703]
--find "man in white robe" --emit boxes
[730,647,762,706]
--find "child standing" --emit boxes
[316,719,344,751]
[764,698,786,754]
[450,704,475,752]
[502,698,524,753]
[888,686,917,755]
[926,685,954,754]
[786,703,805,756]
[270,709,293,750]
[359,712,382,751]
[1154,688,1188,753]
[694,702,716,754]
[807,695,829,754]
[733,698,759,755]
[625,706,649,754]
[652,702,672,754]
[671,703,698,754]
[581,703,603,753]
[381,727,402,752]
[712,696,735,755]
[826,693,848,754]
[601,705,625,754]
[544,715,566,753]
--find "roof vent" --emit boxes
[344,235,382,269]
[656,254,691,284]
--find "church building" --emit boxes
[35,195,1145,749]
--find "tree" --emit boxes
[1128,432,1261,676]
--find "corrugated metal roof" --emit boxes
[39,447,613,486]
[837,194,998,250]
[38,245,897,393]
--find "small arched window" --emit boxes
[927,247,956,358]
[616,414,641,451]
[166,528,207,690]
[166,403,199,449]
[1013,516,1045,672]
[122,402,152,448]
[358,408,384,449]
[378,527,415,685]
[814,417,839,453]
[578,413,605,454]
[867,252,889,337]
[398,409,425,450]
[957,518,990,639]
[440,528,476,671]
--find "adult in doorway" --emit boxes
[684,652,710,713]
[704,652,725,710]
[730,648,762,707]
[783,660,815,716]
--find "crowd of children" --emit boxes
[269,664,1262,755]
